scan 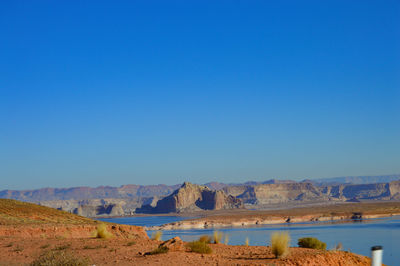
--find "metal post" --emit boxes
[371,246,383,266]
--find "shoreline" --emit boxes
[147,212,400,230]
[145,201,400,230]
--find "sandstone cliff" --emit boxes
[235,183,326,204]
[136,182,243,213]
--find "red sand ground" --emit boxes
[0,225,371,265]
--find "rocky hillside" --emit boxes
[136,182,243,213]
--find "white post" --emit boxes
[371,246,383,266]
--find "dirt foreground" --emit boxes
[0,227,371,266]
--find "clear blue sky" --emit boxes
[1,1,399,189]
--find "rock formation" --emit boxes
[136,182,243,213]
[234,183,326,204]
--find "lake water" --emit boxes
[99,215,400,266]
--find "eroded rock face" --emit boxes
[74,203,124,217]
[136,182,243,213]
[321,183,391,200]
[237,183,326,204]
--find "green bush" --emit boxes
[31,250,90,266]
[188,240,212,254]
[298,237,326,250]
[270,232,290,258]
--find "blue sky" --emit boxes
[1,1,399,189]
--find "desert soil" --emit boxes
[0,231,371,266]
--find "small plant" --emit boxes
[31,250,90,266]
[40,244,51,249]
[93,224,113,239]
[198,235,211,243]
[151,231,163,241]
[146,246,169,255]
[213,231,223,244]
[298,237,326,250]
[245,237,249,246]
[109,248,117,252]
[333,242,343,251]
[126,241,136,246]
[270,232,290,258]
[188,240,212,254]
[83,245,102,250]
[5,243,13,247]
[53,244,71,251]
[13,246,24,252]
[224,235,229,245]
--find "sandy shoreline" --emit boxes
[146,201,400,230]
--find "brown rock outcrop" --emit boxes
[158,237,186,252]
[136,182,243,213]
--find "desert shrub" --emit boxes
[270,232,290,258]
[40,244,51,249]
[333,242,343,251]
[151,231,163,241]
[53,244,71,251]
[83,245,103,250]
[94,224,113,239]
[198,235,211,243]
[298,237,326,250]
[224,235,229,245]
[188,240,212,254]
[31,250,90,266]
[213,231,223,244]
[146,246,169,255]
[13,246,24,252]
[126,241,136,246]
[245,237,249,246]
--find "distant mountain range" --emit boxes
[1,174,399,217]
[1,174,399,202]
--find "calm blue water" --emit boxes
[99,215,400,266]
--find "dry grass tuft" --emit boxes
[198,235,211,244]
[333,242,343,251]
[188,240,212,254]
[270,231,290,258]
[213,231,223,244]
[31,250,90,266]
[146,246,169,255]
[224,235,229,245]
[53,244,71,251]
[151,231,163,241]
[245,237,249,246]
[94,224,113,239]
[126,241,136,246]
